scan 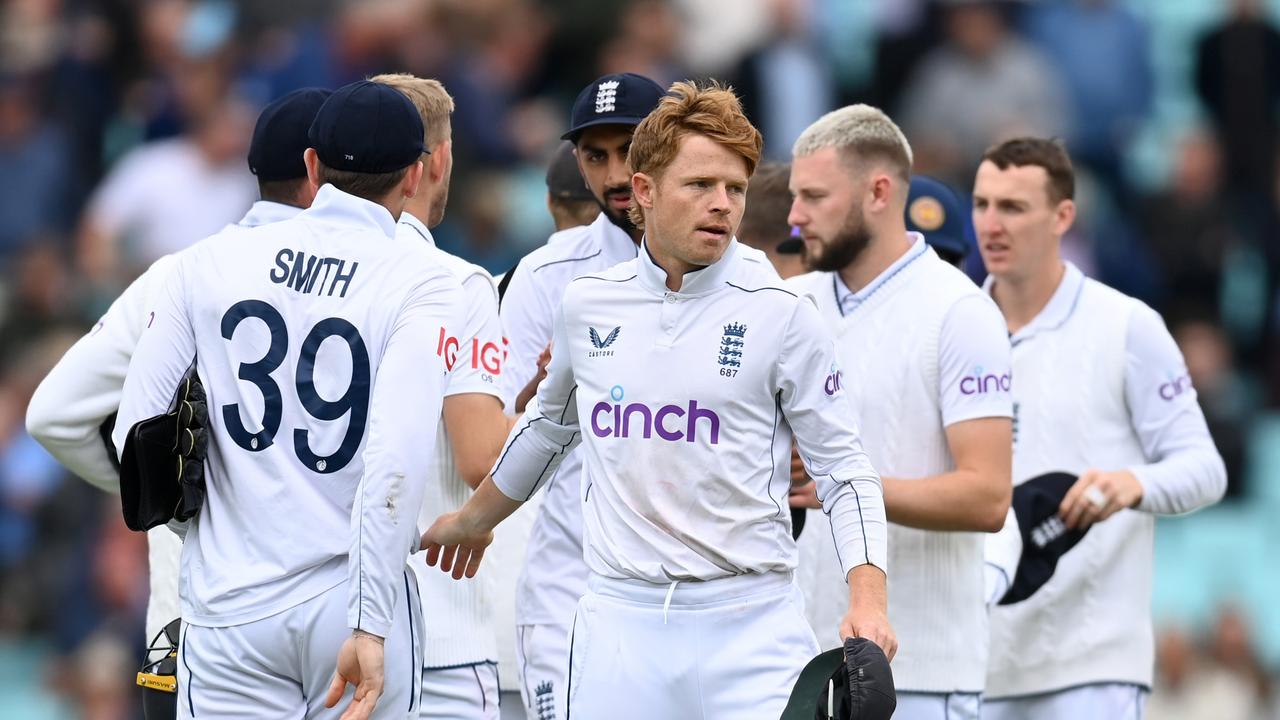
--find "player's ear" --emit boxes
[303,148,323,190]
[402,160,425,200]
[429,141,451,183]
[633,172,655,211]
[1052,198,1076,237]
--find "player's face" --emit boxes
[638,133,748,271]
[788,147,872,272]
[972,161,1074,281]
[576,124,638,232]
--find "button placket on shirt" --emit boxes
[657,292,679,346]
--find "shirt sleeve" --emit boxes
[497,256,555,406]
[113,256,198,457]
[27,257,173,491]
[777,296,887,577]
[349,272,463,636]
[444,272,505,402]
[489,297,581,502]
[938,294,1014,426]
[1123,304,1227,514]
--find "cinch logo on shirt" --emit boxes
[1159,373,1192,401]
[960,367,1011,395]
[824,366,843,396]
[590,385,721,444]
[436,328,504,375]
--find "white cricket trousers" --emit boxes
[419,661,500,719]
[566,571,818,720]
[177,571,423,719]
[984,683,1147,720]
[515,622,570,720]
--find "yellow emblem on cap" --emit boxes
[909,196,945,232]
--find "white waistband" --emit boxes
[586,571,793,608]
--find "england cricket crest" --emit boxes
[718,322,746,367]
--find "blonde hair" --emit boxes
[369,73,455,149]
[792,104,912,181]
[627,80,762,227]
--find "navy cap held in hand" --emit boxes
[248,87,332,181]
[308,80,427,174]
[1000,471,1091,605]
[562,73,666,142]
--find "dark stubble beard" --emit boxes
[806,205,873,272]
[598,185,638,235]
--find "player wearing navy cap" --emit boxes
[497,72,665,720]
[27,88,331,701]
[113,80,463,720]
[787,105,1012,720]
[904,175,971,267]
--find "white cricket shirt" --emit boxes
[492,239,887,583]
[114,185,464,637]
[26,200,302,642]
[400,213,505,667]
[789,235,1013,692]
[983,262,1226,697]
[499,213,638,625]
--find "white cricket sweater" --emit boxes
[789,237,1013,692]
[984,263,1226,697]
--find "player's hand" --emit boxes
[421,511,494,580]
[325,631,385,720]
[841,565,896,660]
[840,604,897,662]
[789,480,821,510]
[1059,469,1143,530]
[515,343,553,413]
[789,445,808,488]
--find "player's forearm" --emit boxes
[457,476,524,534]
[882,469,1010,532]
[1132,444,1226,515]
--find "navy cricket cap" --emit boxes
[782,637,896,720]
[906,175,971,264]
[999,472,1091,605]
[308,80,427,174]
[546,141,594,202]
[248,87,332,181]
[562,73,666,142]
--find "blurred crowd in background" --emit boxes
[1,0,1278,717]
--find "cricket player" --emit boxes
[497,72,664,720]
[26,87,330,655]
[114,80,464,720]
[973,138,1226,719]
[786,106,1012,719]
[422,81,894,720]
[373,72,513,719]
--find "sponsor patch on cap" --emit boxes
[908,196,945,232]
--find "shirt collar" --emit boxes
[399,212,435,247]
[301,184,399,239]
[592,213,641,264]
[833,232,929,316]
[983,261,1085,343]
[636,236,741,296]
[238,200,303,228]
